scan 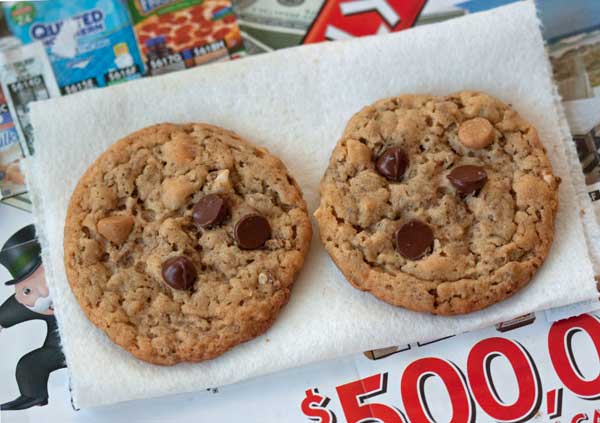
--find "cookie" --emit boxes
[315,92,559,315]
[64,123,312,365]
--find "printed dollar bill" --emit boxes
[235,0,323,31]
[234,0,322,52]
[238,21,305,50]
[239,30,273,54]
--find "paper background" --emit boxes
[26,1,600,407]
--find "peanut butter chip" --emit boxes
[97,215,134,245]
[458,117,494,149]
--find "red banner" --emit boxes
[300,313,600,423]
[303,0,427,44]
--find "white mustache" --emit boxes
[26,295,53,313]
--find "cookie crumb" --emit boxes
[258,272,269,285]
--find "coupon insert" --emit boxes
[3,0,144,95]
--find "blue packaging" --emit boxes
[4,0,145,94]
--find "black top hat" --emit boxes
[0,225,42,286]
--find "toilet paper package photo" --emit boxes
[3,0,144,94]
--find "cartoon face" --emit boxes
[14,265,53,315]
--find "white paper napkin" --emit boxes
[26,1,600,407]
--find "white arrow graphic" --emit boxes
[339,0,400,27]
[324,25,354,41]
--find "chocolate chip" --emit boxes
[234,214,271,250]
[193,194,228,227]
[395,220,434,260]
[375,147,408,182]
[161,256,197,290]
[447,165,487,195]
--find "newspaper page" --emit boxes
[545,1,600,224]
[0,12,26,200]
[0,42,60,156]
[0,84,24,200]
[0,41,58,203]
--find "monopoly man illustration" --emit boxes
[0,224,65,410]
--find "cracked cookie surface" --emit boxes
[64,123,312,365]
[315,92,559,315]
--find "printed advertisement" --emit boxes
[302,0,426,43]
[127,0,245,75]
[0,41,59,156]
[235,0,426,51]
[0,84,24,199]
[299,311,600,423]
[3,0,145,94]
[0,218,65,413]
[541,0,600,223]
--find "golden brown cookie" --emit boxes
[315,92,559,315]
[64,123,312,365]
